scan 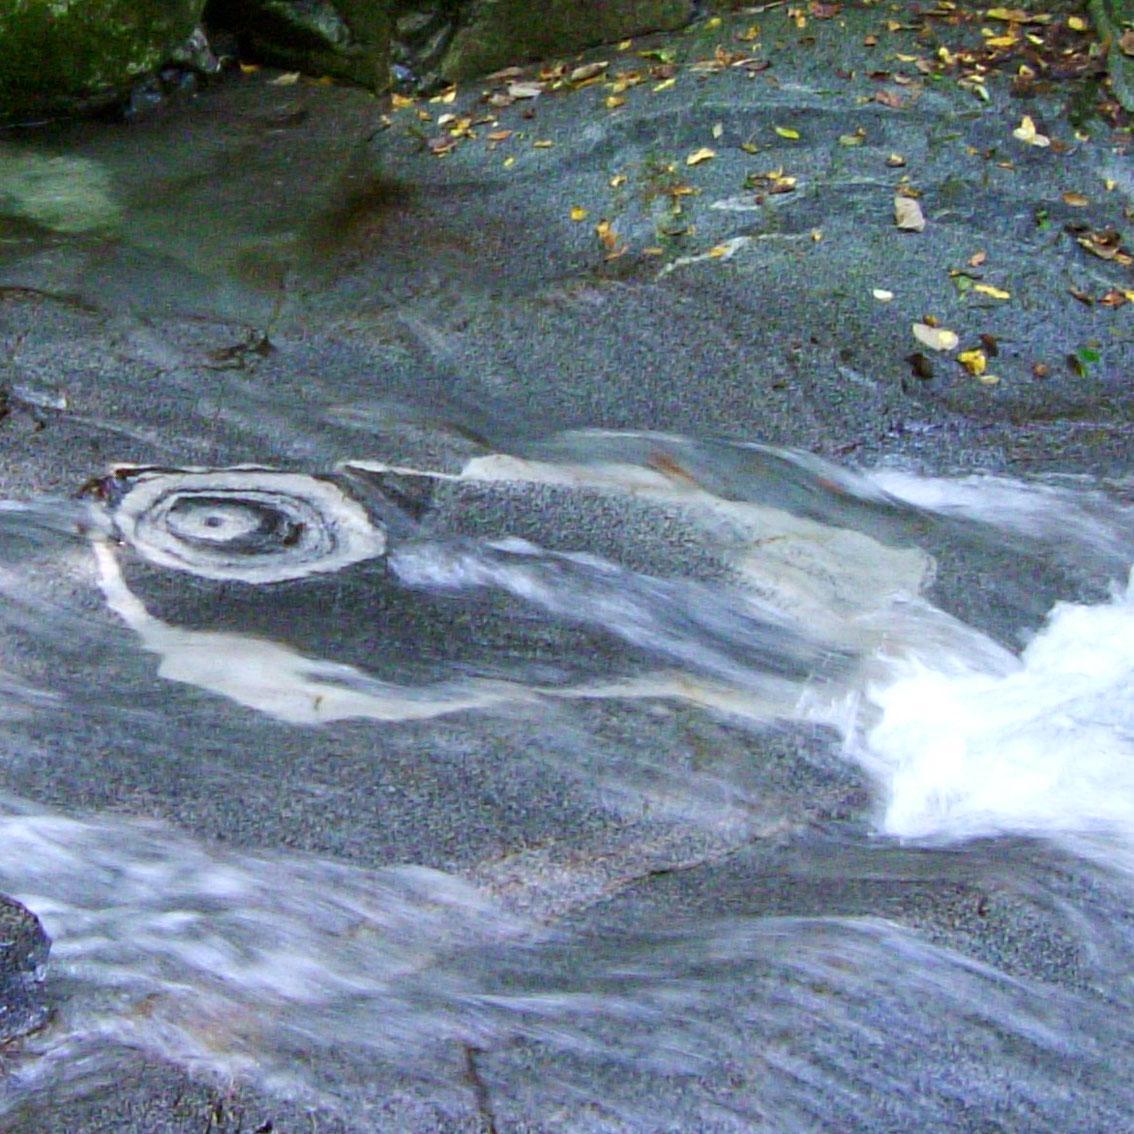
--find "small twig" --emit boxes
[463,1044,500,1134]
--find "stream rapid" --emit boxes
[1,431,1132,1130]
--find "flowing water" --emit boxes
[1,428,1132,1130]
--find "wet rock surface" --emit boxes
[1,4,1133,1131]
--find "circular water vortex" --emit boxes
[109,468,386,583]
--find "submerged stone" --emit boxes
[0,0,207,121]
[0,893,50,1042]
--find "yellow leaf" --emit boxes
[706,15,722,28]
[533,139,554,148]
[430,87,458,104]
[1104,178,1117,191]
[1068,15,1087,30]
[269,71,301,86]
[912,323,959,351]
[738,24,761,41]
[391,92,416,109]
[708,244,731,258]
[1012,115,1050,147]
[1061,191,1089,207]
[487,130,512,141]
[712,122,724,139]
[570,62,609,84]
[774,126,801,140]
[503,156,516,168]
[238,62,261,74]
[984,33,1019,48]
[605,95,626,109]
[686,147,717,166]
[977,373,1001,385]
[570,206,589,221]
[618,38,633,50]
[653,77,677,92]
[642,246,665,256]
[958,348,987,375]
[609,174,628,188]
[973,283,1011,299]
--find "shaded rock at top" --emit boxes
[0,893,50,1043]
[0,0,207,121]
[205,0,391,90]
[437,0,695,80]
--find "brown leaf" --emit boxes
[907,352,934,379]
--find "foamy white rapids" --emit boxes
[861,572,1134,860]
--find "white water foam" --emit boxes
[860,573,1134,862]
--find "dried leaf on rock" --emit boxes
[912,323,959,350]
[958,348,987,375]
[570,206,589,221]
[894,196,926,231]
[774,125,801,140]
[973,283,1010,299]
[570,62,608,84]
[1062,191,1089,207]
[1012,115,1050,146]
[686,147,717,165]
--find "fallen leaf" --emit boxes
[1069,286,1094,305]
[533,139,554,148]
[570,206,589,221]
[712,122,724,139]
[686,147,717,165]
[980,333,1000,356]
[391,92,416,109]
[1099,289,1132,308]
[969,249,988,267]
[569,61,608,84]
[432,87,457,104]
[976,373,1001,385]
[738,24,761,41]
[605,95,626,109]
[269,71,301,86]
[873,288,895,301]
[609,173,628,188]
[507,82,544,99]
[886,152,907,167]
[1061,191,1089,207]
[503,156,516,168]
[1012,115,1050,147]
[708,244,732,258]
[986,7,1050,22]
[874,89,904,108]
[958,348,987,376]
[774,126,801,140]
[912,323,959,351]
[839,129,867,146]
[973,283,1010,299]
[1032,362,1049,378]
[895,196,926,231]
[1067,14,1088,29]
[653,77,677,93]
[907,352,934,379]
[487,130,512,141]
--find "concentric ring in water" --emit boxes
[110,469,386,582]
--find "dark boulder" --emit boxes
[0,893,50,1043]
[0,0,207,121]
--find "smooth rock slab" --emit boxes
[0,893,50,1043]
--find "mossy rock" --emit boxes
[0,0,206,120]
[439,0,695,80]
